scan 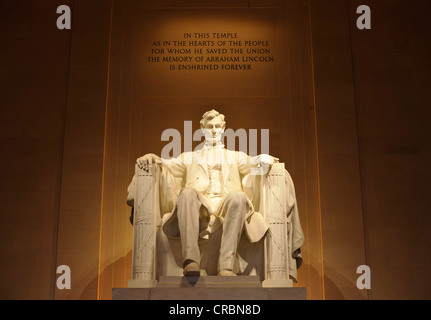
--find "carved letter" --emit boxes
[161,129,181,159]
[56,5,71,30]
[223,128,248,154]
[183,121,193,153]
[56,265,71,290]
[356,265,371,289]
[357,5,371,30]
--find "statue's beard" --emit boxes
[203,129,224,146]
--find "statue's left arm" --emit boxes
[285,169,305,273]
[238,152,279,177]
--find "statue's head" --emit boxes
[200,109,226,146]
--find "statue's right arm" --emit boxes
[136,153,162,172]
[136,152,185,179]
[133,153,185,216]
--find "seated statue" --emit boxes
[127,109,304,286]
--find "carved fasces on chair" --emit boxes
[261,163,293,287]
[128,165,160,288]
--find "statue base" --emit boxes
[262,279,293,288]
[113,276,306,300]
[127,279,158,288]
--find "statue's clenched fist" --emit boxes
[137,153,162,172]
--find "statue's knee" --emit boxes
[178,188,198,201]
[226,191,247,205]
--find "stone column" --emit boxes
[261,163,293,287]
[128,165,160,288]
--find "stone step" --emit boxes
[112,287,307,300]
[157,275,262,288]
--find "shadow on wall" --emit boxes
[298,262,326,300]
[322,261,368,300]
[96,251,331,300]
[74,254,362,300]
[98,252,319,300]
[90,257,367,300]
[55,258,99,300]
[56,250,133,300]
[92,256,368,300]
[93,250,133,300]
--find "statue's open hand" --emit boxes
[137,153,162,172]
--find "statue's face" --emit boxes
[202,116,225,146]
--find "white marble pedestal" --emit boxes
[112,276,306,300]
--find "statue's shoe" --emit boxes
[218,269,237,276]
[183,261,200,276]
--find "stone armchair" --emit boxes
[126,162,304,288]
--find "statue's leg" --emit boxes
[218,191,248,275]
[176,188,203,272]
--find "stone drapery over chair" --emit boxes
[126,162,304,288]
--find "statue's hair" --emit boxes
[200,109,226,128]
